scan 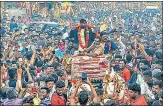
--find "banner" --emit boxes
[145,3,159,9]
[71,55,107,80]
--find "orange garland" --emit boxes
[74,24,99,49]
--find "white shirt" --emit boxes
[136,74,155,99]
[21,24,27,33]
[62,32,68,39]
[118,39,126,58]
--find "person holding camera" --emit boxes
[70,78,98,106]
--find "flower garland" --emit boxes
[77,25,90,49]
[74,24,98,49]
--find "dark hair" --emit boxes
[53,62,60,69]
[132,63,137,67]
[35,78,40,86]
[43,64,49,70]
[152,60,161,65]
[22,80,27,88]
[80,19,87,24]
[153,72,162,80]
[25,51,33,60]
[56,71,64,77]
[12,60,17,64]
[119,59,126,64]
[8,80,16,88]
[8,68,17,79]
[104,100,117,106]
[139,59,150,66]
[143,71,152,77]
[6,87,18,99]
[40,86,50,94]
[147,79,153,88]
[153,81,163,88]
[52,50,55,54]
[78,91,89,105]
[22,96,34,105]
[29,65,36,71]
[114,55,122,59]
[126,55,132,63]
[89,102,101,106]
[24,28,28,32]
[55,81,65,88]
[36,61,43,67]
[51,73,58,83]
[45,76,55,83]
[128,83,141,94]
[0,53,3,58]
[155,51,162,59]
[95,88,104,96]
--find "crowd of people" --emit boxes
[0,1,163,106]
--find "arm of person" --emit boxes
[30,50,36,65]
[0,65,4,88]
[93,46,104,57]
[118,37,126,50]
[86,42,95,52]
[138,43,150,58]
[41,48,46,57]
[25,65,33,82]
[8,47,15,60]
[18,88,26,98]
[16,68,22,93]
[48,56,55,65]
[86,79,98,103]
[70,80,82,105]
[64,75,69,89]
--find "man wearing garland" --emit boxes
[69,19,99,53]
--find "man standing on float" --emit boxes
[69,19,99,53]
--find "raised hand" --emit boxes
[17,68,22,77]
[25,64,30,72]
[76,80,83,87]
[86,78,92,86]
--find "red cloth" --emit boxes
[51,93,66,106]
[122,67,131,82]
[131,96,147,106]
[71,79,77,85]
[59,42,65,52]
[35,67,41,73]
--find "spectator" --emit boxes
[51,80,66,105]
[44,76,58,100]
[128,83,147,106]
[70,79,98,105]
[3,87,22,105]
[39,86,51,106]
[0,1,162,106]
[152,81,163,100]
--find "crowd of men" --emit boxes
[0,2,163,106]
